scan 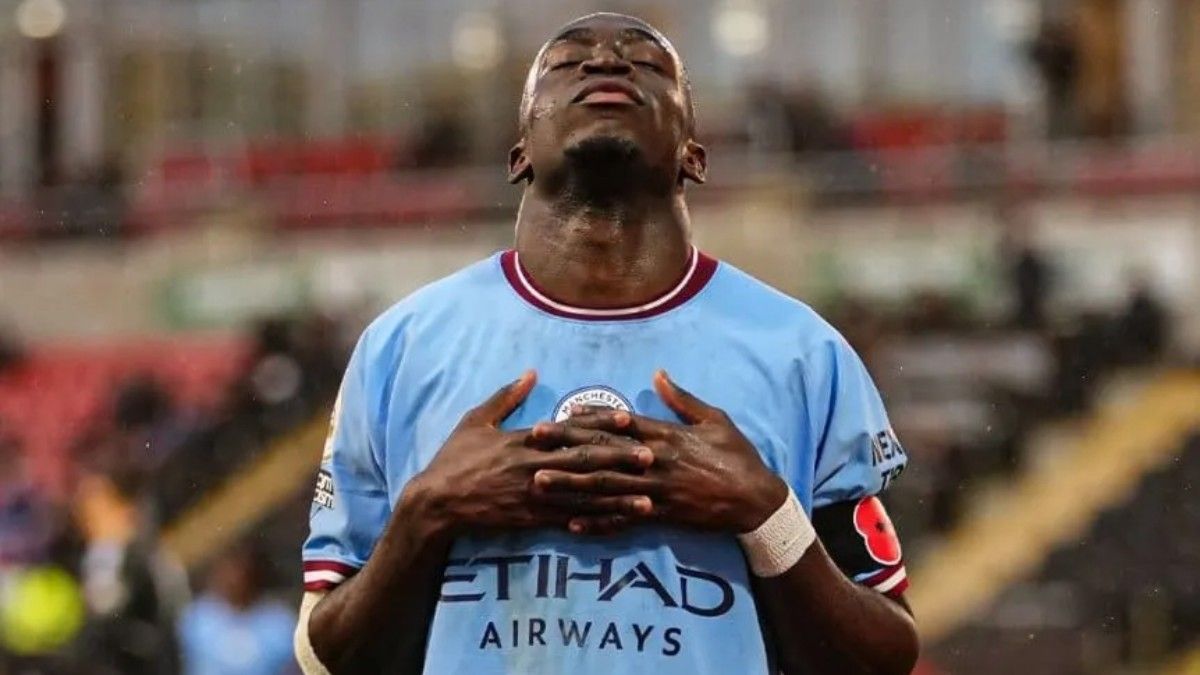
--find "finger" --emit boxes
[653,370,720,424]
[531,469,660,495]
[533,445,655,472]
[553,409,633,434]
[528,422,636,449]
[530,492,654,517]
[563,410,678,440]
[569,515,636,536]
[460,371,537,427]
[568,404,621,417]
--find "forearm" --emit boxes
[754,540,918,675]
[308,480,452,673]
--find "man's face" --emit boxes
[511,14,703,189]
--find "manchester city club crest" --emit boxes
[552,386,633,422]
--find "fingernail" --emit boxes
[635,446,653,465]
[635,497,652,513]
[569,520,585,534]
[613,411,631,426]
[570,404,584,415]
[535,471,551,486]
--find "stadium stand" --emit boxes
[920,376,1200,674]
[161,414,326,571]
[0,336,250,499]
[0,312,346,542]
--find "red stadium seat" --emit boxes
[0,335,251,498]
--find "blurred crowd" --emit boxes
[827,228,1170,546]
[0,314,349,675]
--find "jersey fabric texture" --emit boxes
[301,248,909,675]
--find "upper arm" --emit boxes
[803,335,908,508]
[812,497,909,601]
[801,335,910,599]
[301,330,391,592]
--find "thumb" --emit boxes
[653,370,717,424]
[462,370,537,428]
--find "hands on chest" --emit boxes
[406,370,788,540]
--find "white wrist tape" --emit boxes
[295,591,333,675]
[737,487,816,578]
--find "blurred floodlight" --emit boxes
[988,0,1040,42]
[713,0,768,57]
[452,11,504,72]
[15,0,66,40]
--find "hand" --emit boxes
[530,370,788,535]
[402,371,656,539]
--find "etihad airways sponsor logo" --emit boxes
[476,617,683,656]
[439,554,736,618]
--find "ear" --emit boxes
[680,140,707,185]
[508,139,533,184]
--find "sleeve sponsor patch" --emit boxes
[813,496,908,599]
[313,469,335,509]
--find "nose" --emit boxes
[581,48,633,77]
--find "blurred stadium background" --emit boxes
[1,0,1199,673]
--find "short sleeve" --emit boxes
[301,333,391,592]
[802,335,910,597]
[805,336,908,509]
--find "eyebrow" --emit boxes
[547,26,668,51]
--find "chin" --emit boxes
[553,125,667,202]
[562,131,643,165]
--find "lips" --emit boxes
[572,80,644,106]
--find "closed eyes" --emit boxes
[632,60,666,74]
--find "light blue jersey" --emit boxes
[179,596,296,675]
[302,247,908,674]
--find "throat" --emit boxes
[512,142,697,312]
[514,243,695,311]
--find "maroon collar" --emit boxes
[500,246,718,321]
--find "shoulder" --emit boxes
[707,259,851,357]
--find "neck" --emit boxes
[514,191,692,309]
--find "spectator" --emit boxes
[67,462,187,675]
[0,428,57,565]
[177,545,296,675]
[0,325,23,373]
[999,218,1053,331]
[1027,18,1080,138]
[112,375,192,469]
[784,86,846,155]
[1118,278,1167,364]
[410,105,470,168]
